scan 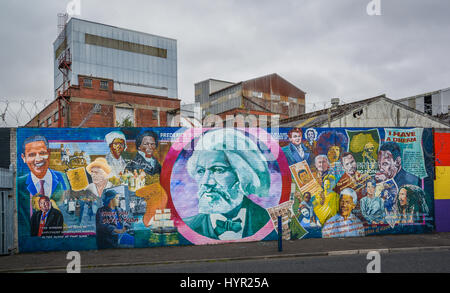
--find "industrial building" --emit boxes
[397,87,450,116]
[280,95,450,129]
[195,73,306,126]
[25,17,180,128]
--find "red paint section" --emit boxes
[435,133,450,166]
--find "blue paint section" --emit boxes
[435,199,450,232]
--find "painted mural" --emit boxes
[16,127,435,252]
[434,131,450,232]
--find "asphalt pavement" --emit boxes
[1,232,449,273]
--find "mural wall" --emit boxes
[16,127,435,252]
[434,131,450,232]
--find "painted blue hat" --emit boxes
[102,189,118,207]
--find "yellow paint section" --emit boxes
[434,166,450,199]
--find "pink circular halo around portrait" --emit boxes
[160,128,291,245]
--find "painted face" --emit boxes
[289,132,302,146]
[327,146,341,163]
[398,188,408,207]
[324,179,331,191]
[301,208,310,218]
[90,167,107,184]
[315,156,329,172]
[304,193,311,202]
[193,151,242,214]
[366,182,376,197]
[364,143,375,156]
[22,141,50,179]
[110,138,125,159]
[340,194,355,219]
[112,195,120,208]
[378,150,399,179]
[39,198,51,213]
[342,154,357,176]
[299,171,310,184]
[307,131,315,141]
[139,136,157,158]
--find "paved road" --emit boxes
[41,249,450,273]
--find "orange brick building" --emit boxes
[195,73,306,127]
[25,76,180,128]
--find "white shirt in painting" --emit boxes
[31,170,53,197]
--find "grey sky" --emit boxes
[1,0,449,112]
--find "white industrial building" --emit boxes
[397,87,450,116]
[280,95,450,129]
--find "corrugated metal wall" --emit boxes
[0,128,14,255]
[208,84,242,115]
[0,168,13,255]
[54,18,178,98]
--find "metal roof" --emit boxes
[280,94,450,128]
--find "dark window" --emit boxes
[83,78,92,88]
[85,33,167,58]
[100,80,108,90]
[47,117,52,126]
[424,95,432,115]
[152,110,158,120]
[54,112,59,122]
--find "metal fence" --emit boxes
[0,99,53,128]
[0,168,14,255]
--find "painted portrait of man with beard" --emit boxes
[182,128,272,241]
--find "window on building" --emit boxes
[115,107,134,127]
[47,117,52,126]
[152,110,158,120]
[288,97,298,103]
[39,121,45,128]
[100,80,108,90]
[54,112,59,122]
[252,91,263,98]
[424,95,432,115]
[271,94,280,101]
[83,78,92,88]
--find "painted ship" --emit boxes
[150,209,177,234]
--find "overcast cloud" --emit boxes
[1,0,450,112]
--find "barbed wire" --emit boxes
[2,96,450,128]
[0,99,54,127]
[1,98,444,176]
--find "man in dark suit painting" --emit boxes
[126,131,161,176]
[375,142,420,187]
[30,196,64,237]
